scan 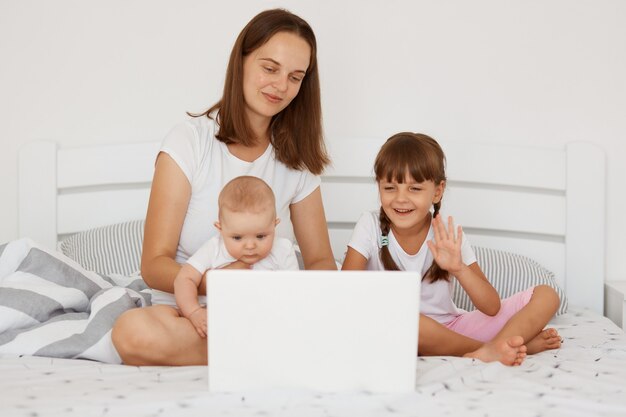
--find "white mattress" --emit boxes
[2,307,625,417]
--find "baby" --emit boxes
[174,175,299,337]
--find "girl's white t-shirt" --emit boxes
[159,116,321,264]
[347,210,477,324]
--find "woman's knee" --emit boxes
[112,308,158,360]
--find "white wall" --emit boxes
[1,0,625,281]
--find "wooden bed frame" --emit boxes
[18,138,605,313]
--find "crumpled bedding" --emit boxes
[0,239,150,363]
[1,307,625,417]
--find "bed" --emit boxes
[3,137,625,417]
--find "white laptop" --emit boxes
[207,270,420,393]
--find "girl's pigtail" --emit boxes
[379,208,400,271]
[433,201,441,218]
[423,201,450,282]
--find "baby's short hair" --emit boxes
[218,176,276,220]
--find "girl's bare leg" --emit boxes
[112,305,207,366]
[491,285,561,354]
[526,328,562,354]
[419,314,526,366]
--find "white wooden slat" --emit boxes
[325,139,382,178]
[320,182,379,223]
[18,141,58,251]
[321,182,566,237]
[441,186,566,237]
[57,189,150,234]
[444,142,566,191]
[325,138,566,191]
[57,142,161,189]
[565,142,605,314]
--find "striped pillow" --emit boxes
[58,219,144,276]
[452,246,568,315]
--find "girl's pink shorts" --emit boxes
[444,286,536,342]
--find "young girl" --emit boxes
[342,132,562,366]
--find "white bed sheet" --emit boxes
[1,308,625,417]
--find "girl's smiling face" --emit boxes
[378,173,445,234]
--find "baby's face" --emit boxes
[218,210,278,266]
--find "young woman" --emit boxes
[112,9,336,366]
[342,132,562,366]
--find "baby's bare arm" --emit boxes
[174,264,204,318]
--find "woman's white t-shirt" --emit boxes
[347,210,477,324]
[159,116,321,264]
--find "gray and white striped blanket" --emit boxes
[0,238,151,363]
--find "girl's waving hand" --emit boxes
[427,215,464,274]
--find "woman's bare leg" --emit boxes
[491,285,561,354]
[112,305,207,366]
[419,314,526,366]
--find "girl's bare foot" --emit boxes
[526,328,562,354]
[463,336,527,366]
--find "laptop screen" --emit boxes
[208,270,419,392]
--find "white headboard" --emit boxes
[18,138,605,313]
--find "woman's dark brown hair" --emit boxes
[191,8,329,175]
[374,132,449,282]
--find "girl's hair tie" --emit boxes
[380,235,389,247]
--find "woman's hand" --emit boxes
[427,215,464,275]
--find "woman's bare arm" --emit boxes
[290,187,337,270]
[140,152,191,293]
